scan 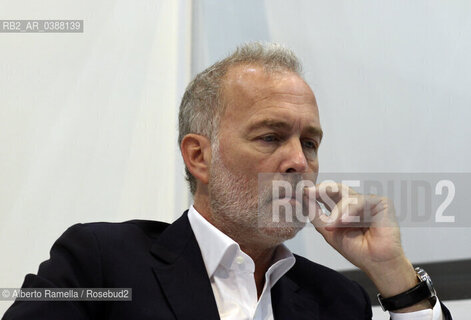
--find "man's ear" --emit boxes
[180,134,212,185]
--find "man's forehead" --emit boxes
[222,64,313,100]
[219,64,320,134]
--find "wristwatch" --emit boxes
[377,267,437,311]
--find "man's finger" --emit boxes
[310,182,357,211]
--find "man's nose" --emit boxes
[280,139,308,173]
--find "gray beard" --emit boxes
[208,144,305,248]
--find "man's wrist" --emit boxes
[364,256,433,312]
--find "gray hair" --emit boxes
[178,42,303,194]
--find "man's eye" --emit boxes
[260,135,279,143]
[302,140,318,150]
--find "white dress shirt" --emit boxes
[187,205,444,320]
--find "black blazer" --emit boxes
[3,212,452,319]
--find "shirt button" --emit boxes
[235,256,244,265]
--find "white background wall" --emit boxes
[1,0,470,317]
[0,0,192,315]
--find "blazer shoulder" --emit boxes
[67,219,171,239]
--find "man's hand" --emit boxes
[307,182,432,312]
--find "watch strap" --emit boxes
[377,281,432,311]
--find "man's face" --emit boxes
[208,64,322,246]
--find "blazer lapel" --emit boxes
[271,275,319,320]
[150,212,220,320]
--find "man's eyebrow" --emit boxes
[305,126,323,141]
[246,119,323,140]
[247,119,292,132]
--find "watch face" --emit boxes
[426,278,437,297]
[415,267,436,297]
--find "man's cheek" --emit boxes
[310,159,319,174]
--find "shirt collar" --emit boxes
[187,205,296,284]
[188,205,240,277]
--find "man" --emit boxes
[4,43,451,319]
